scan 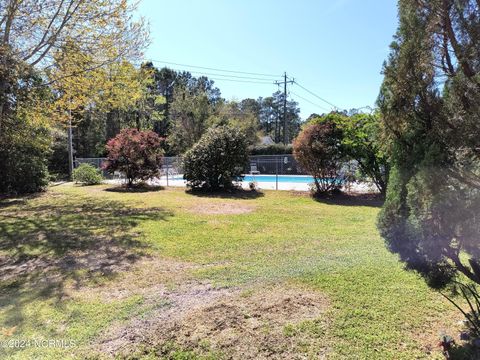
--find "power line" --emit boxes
[290,91,331,112]
[293,80,339,110]
[207,77,275,85]
[166,67,280,82]
[149,59,280,78]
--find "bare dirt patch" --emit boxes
[161,286,330,359]
[97,281,237,356]
[189,202,256,215]
[98,284,330,359]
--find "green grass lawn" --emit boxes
[0,184,466,359]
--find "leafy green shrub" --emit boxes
[183,125,248,190]
[0,123,50,194]
[335,112,389,196]
[248,143,293,155]
[72,163,103,185]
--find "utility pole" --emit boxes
[283,72,287,144]
[275,73,294,144]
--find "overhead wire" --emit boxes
[290,91,331,112]
[149,59,280,78]
[205,77,276,84]
[173,69,278,81]
[293,80,339,109]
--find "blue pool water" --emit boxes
[173,175,315,183]
[242,175,314,183]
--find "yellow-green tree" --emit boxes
[0,0,148,193]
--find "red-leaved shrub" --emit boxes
[103,128,164,187]
[293,120,344,194]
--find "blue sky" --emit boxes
[138,0,398,119]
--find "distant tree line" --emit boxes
[71,63,302,160]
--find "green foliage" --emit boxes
[169,88,213,154]
[293,117,344,194]
[305,111,389,195]
[0,124,50,194]
[46,64,303,159]
[336,112,389,195]
[0,60,51,194]
[72,163,103,185]
[248,143,293,155]
[377,0,480,288]
[0,0,148,194]
[183,125,248,191]
[257,92,301,144]
[48,127,69,180]
[208,100,259,146]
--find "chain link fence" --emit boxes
[247,155,305,175]
[75,155,362,191]
[75,156,184,181]
[75,155,306,176]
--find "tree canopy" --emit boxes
[0,0,148,192]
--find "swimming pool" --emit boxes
[172,174,315,183]
[242,175,315,183]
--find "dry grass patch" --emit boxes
[189,202,256,215]
[72,256,204,302]
[98,284,330,359]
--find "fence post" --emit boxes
[275,157,278,191]
[166,159,169,187]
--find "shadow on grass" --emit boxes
[312,192,384,208]
[0,192,172,329]
[105,184,165,193]
[186,188,265,200]
[450,344,480,359]
[0,192,44,208]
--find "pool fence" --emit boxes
[75,155,358,190]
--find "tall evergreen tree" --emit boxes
[378,0,480,287]
[258,91,300,144]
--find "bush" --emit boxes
[334,112,389,196]
[248,143,293,155]
[102,128,164,187]
[183,125,248,191]
[72,163,103,185]
[0,123,50,194]
[293,119,344,194]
